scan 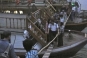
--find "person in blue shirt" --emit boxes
[0,31,17,58]
[23,39,39,58]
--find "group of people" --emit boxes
[0,30,39,58]
[46,0,80,46]
[0,1,80,58]
[68,0,80,21]
[0,31,17,58]
[46,5,68,46]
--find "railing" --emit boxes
[30,11,46,34]
[45,0,56,12]
[0,0,35,4]
[45,0,68,4]
[64,12,72,27]
[30,8,53,33]
[79,10,87,20]
[26,17,47,46]
[0,17,26,29]
[31,9,41,22]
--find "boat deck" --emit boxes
[0,11,87,58]
[10,32,86,56]
[68,17,87,24]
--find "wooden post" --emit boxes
[26,18,28,30]
[24,19,25,29]
[85,33,87,37]
[45,21,48,42]
[17,18,18,29]
[6,18,7,28]
[13,18,14,29]
[9,18,11,28]
[20,19,22,29]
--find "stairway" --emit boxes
[26,17,47,46]
[25,2,58,46]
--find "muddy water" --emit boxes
[70,44,87,58]
[70,27,87,58]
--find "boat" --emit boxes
[65,10,87,31]
[0,0,87,58]
[0,0,87,32]
[14,30,87,58]
[65,19,87,31]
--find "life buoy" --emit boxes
[45,21,48,33]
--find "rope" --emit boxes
[38,11,72,54]
[46,0,56,12]
[38,29,59,54]
[13,35,16,47]
[64,11,72,27]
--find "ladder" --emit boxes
[26,17,47,46]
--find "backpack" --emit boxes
[0,44,11,58]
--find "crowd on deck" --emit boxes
[46,0,80,45]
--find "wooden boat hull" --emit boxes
[65,21,87,31]
[39,38,87,58]
[15,30,87,58]
[16,38,87,58]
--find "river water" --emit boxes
[70,44,87,58]
[70,27,87,58]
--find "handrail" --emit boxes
[46,0,56,12]
[38,29,59,54]
[38,11,72,54]
[31,9,40,14]
[27,18,47,39]
[0,17,26,29]
[64,11,72,27]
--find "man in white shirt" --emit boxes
[48,20,59,43]
[72,6,76,12]
[24,30,30,39]
[60,15,65,23]
[71,5,76,21]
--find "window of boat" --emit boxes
[4,10,10,13]
[14,10,18,14]
[19,10,23,14]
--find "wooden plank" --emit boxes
[27,28,46,46]
[42,45,53,58]
[27,18,47,40]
